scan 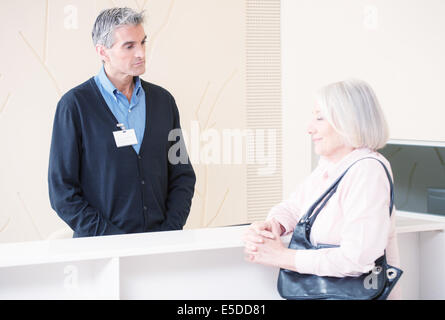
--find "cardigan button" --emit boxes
[141,180,145,185]
[143,206,148,211]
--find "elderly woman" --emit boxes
[243,79,401,299]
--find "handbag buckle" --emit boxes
[386,268,398,280]
[372,266,382,275]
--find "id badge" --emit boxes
[113,129,138,147]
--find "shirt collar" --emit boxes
[97,65,143,98]
[133,75,142,97]
[317,148,375,181]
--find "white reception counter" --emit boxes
[1,213,445,299]
[0,225,282,299]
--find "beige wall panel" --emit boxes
[0,0,282,242]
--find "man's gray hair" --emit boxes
[92,7,145,48]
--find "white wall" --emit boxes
[281,0,313,197]
[281,0,445,198]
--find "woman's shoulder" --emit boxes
[333,149,391,189]
[348,150,392,175]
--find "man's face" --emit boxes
[103,24,146,77]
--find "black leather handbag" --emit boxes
[277,157,403,300]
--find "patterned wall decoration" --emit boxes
[0,0,281,243]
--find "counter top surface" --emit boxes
[1,212,444,268]
[0,225,248,268]
[395,211,445,233]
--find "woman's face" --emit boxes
[307,106,354,162]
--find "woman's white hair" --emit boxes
[315,79,389,151]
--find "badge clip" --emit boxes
[116,123,126,132]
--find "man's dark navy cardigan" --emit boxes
[48,78,196,237]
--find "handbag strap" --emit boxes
[301,156,394,235]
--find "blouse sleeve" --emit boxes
[292,159,393,277]
[266,175,313,235]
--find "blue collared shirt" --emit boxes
[94,65,146,154]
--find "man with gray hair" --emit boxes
[48,7,196,237]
